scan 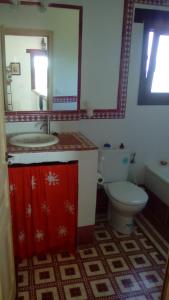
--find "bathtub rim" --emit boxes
[145,161,169,185]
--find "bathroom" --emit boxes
[0,0,169,299]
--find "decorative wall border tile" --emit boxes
[53,96,77,103]
[5,111,80,122]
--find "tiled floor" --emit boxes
[16,214,168,300]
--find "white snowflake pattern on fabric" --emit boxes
[35,230,45,242]
[41,202,50,214]
[45,171,60,186]
[18,231,25,242]
[65,201,75,214]
[10,184,16,193]
[26,203,32,217]
[31,176,37,190]
[58,225,67,237]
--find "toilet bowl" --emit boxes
[98,149,148,234]
[105,181,148,234]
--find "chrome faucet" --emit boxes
[36,115,50,134]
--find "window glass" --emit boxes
[151,34,169,93]
[135,7,169,105]
[34,55,48,97]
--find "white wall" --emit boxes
[79,0,123,109]
[80,11,169,183]
[5,0,169,184]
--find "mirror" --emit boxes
[3,31,51,111]
[0,4,81,112]
[79,0,124,114]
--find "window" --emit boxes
[27,49,48,97]
[135,8,169,105]
[33,54,48,97]
[150,34,169,93]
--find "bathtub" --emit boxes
[144,161,169,207]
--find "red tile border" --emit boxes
[53,96,77,103]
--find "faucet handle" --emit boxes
[47,115,50,134]
[34,116,50,134]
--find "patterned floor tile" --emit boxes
[115,274,141,293]
[128,253,152,269]
[107,257,129,273]
[83,260,106,276]
[34,267,56,284]
[113,230,129,239]
[139,237,154,250]
[78,247,98,259]
[120,240,140,252]
[33,254,52,266]
[36,287,59,300]
[95,230,111,241]
[17,258,29,269]
[59,263,81,280]
[15,214,168,300]
[56,252,76,262]
[17,270,29,287]
[139,270,163,288]
[90,278,115,297]
[17,291,30,300]
[99,242,120,256]
[63,282,88,300]
[150,251,166,265]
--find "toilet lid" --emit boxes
[107,181,148,206]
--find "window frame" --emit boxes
[135,8,169,106]
[138,26,169,105]
[26,49,48,91]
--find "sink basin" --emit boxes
[9,133,59,148]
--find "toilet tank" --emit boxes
[98,149,130,183]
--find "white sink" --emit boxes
[9,133,59,148]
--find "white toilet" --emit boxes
[98,148,148,234]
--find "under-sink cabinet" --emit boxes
[9,162,78,258]
[7,133,98,254]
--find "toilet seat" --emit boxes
[107,181,148,206]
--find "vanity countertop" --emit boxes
[7,132,97,153]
